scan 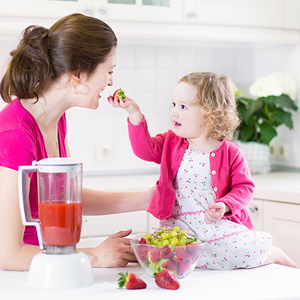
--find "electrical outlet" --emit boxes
[269,140,289,160]
[95,143,112,162]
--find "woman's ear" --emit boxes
[70,72,85,95]
[71,71,82,84]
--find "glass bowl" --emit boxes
[130,238,206,279]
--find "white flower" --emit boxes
[249,72,298,100]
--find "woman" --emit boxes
[0,13,154,271]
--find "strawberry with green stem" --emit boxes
[113,88,126,100]
[118,272,147,290]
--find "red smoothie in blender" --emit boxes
[39,201,82,246]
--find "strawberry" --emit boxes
[177,261,193,277]
[136,244,151,261]
[160,245,174,259]
[139,237,148,244]
[118,272,147,290]
[147,248,161,263]
[173,246,193,263]
[113,88,126,100]
[161,258,177,271]
[155,270,180,290]
[186,243,203,262]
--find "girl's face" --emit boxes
[170,82,203,139]
[75,49,117,109]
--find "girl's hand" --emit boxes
[88,229,136,268]
[107,95,143,125]
[204,202,229,224]
[107,94,140,115]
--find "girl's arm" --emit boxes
[215,148,255,217]
[107,94,143,125]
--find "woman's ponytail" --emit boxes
[0,26,54,103]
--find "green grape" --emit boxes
[143,233,152,240]
[161,232,169,240]
[173,226,180,232]
[152,238,159,245]
[179,238,186,245]
[170,237,179,245]
[162,239,169,246]
[180,230,187,236]
[169,230,177,238]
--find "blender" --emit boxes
[18,158,95,289]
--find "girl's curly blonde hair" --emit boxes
[179,72,240,141]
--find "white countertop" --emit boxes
[1,263,300,300]
[252,172,300,205]
[83,171,300,205]
[3,171,300,298]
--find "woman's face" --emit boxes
[75,49,117,109]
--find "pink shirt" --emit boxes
[0,99,67,245]
[128,116,255,230]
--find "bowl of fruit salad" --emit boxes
[131,226,205,279]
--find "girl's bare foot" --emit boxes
[263,246,298,268]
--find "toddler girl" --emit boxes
[108,72,297,269]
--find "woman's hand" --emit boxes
[204,202,230,224]
[86,229,136,268]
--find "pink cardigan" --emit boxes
[128,116,255,230]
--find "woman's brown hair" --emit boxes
[0,13,117,103]
[180,72,240,141]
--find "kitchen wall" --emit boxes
[67,39,256,175]
[0,34,299,174]
[254,43,300,169]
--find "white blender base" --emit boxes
[27,252,95,289]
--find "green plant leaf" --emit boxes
[237,97,263,123]
[237,123,256,142]
[271,110,293,129]
[258,122,277,145]
[235,93,296,145]
[265,95,298,111]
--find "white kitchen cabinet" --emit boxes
[81,211,147,238]
[263,200,300,267]
[79,173,159,244]
[0,0,182,23]
[0,0,92,19]
[283,0,300,29]
[93,0,182,23]
[246,199,264,231]
[183,0,283,29]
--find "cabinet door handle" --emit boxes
[249,204,258,213]
[187,11,197,19]
[99,6,107,15]
[84,6,93,15]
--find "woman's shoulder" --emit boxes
[0,99,36,133]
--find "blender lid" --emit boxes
[33,158,82,173]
